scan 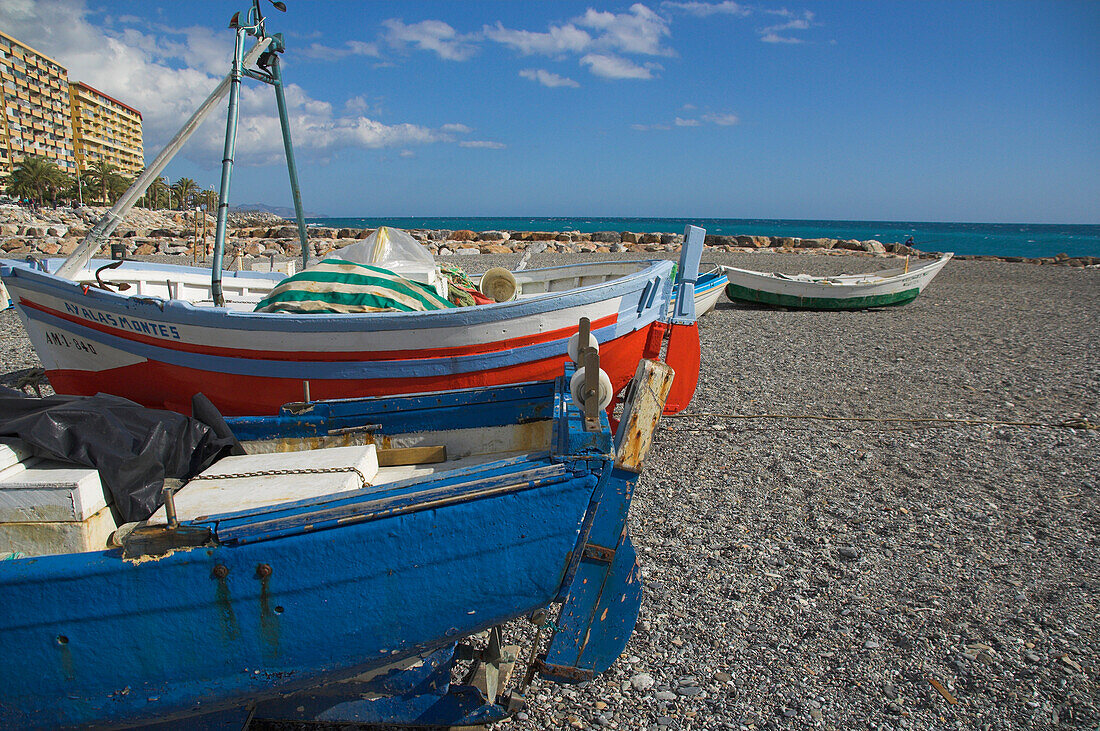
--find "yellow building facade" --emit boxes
[0,30,75,174]
[0,31,144,181]
[69,81,144,177]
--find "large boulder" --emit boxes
[620,231,639,244]
[734,235,769,248]
[704,234,736,247]
[590,231,620,243]
[451,230,478,242]
[860,240,887,254]
[478,230,510,241]
[798,238,835,249]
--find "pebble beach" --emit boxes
[1,245,1097,730]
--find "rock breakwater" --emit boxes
[1,205,1096,267]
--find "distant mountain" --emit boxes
[231,203,326,218]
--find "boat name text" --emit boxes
[63,303,181,340]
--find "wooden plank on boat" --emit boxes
[0,504,118,556]
[0,460,110,523]
[145,444,379,525]
[614,359,674,473]
[377,445,447,467]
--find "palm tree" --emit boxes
[84,160,123,204]
[198,188,219,212]
[107,172,131,204]
[146,175,169,210]
[3,155,68,208]
[171,177,200,210]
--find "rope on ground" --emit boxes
[668,412,1096,430]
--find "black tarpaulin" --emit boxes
[0,389,241,523]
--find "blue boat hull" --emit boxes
[0,372,650,728]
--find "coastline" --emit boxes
[2,205,1097,268]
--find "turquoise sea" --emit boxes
[306,217,1100,259]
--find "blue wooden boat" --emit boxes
[0,348,674,728]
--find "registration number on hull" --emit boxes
[45,330,98,355]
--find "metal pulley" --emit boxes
[569,367,613,411]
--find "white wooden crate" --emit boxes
[0,442,117,556]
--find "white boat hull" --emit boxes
[722,254,952,310]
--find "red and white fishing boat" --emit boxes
[1,250,703,416]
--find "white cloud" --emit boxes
[574,4,673,57]
[482,22,592,56]
[702,112,739,125]
[640,110,740,130]
[581,54,659,80]
[519,68,580,88]
[459,140,506,149]
[760,32,804,44]
[759,10,814,43]
[0,0,465,166]
[660,1,750,17]
[299,40,380,62]
[382,18,478,61]
[399,150,415,158]
[483,3,672,81]
[440,123,473,134]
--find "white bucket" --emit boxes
[479,267,519,302]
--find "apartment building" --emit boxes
[69,81,144,176]
[0,31,144,179]
[0,30,75,174]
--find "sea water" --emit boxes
[306,217,1100,259]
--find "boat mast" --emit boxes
[212,0,309,305]
[270,54,311,272]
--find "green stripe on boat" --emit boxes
[256,260,456,313]
[724,283,921,310]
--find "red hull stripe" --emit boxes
[45,326,655,417]
[20,298,620,362]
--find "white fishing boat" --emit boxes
[722,253,953,310]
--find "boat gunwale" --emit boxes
[1,258,676,333]
[720,252,952,288]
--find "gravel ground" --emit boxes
[1,251,1097,730]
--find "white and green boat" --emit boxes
[722,253,952,310]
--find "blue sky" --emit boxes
[2,1,1097,222]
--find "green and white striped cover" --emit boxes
[254,259,456,314]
